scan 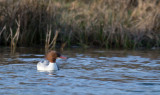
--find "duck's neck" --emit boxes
[49,62,55,64]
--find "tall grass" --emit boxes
[10,18,20,52]
[45,27,59,52]
[0,0,160,49]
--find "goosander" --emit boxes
[37,51,67,71]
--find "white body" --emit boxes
[37,60,58,71]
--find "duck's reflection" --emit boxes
[37,70,58,75]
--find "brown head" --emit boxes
[45,51,61,63]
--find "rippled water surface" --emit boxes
[0,47,160,95]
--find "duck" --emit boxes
[37,50,67,71]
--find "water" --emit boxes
[0,47,160,95]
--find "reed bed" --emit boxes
[0,0,160,49]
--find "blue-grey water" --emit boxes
[0,47,160,95]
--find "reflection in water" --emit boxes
[37,70,58,75]
[0,47,160,95]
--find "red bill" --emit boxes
[59,56,67,59]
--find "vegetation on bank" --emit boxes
[0,0,160,49]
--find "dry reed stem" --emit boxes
[45,25,59,52]
[45,25,51,51]
[10,19,20,52]
[50,30,59,49]
[0,25,6,36]
[60,42,66,52]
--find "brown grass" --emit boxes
[0,0,160,49]
[45,26,59,52]
[10,18,20,52]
